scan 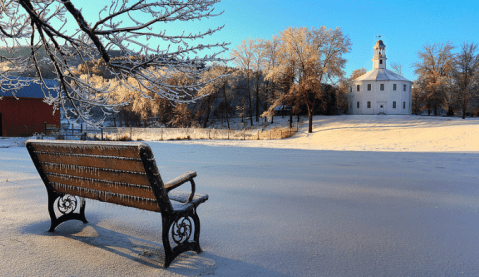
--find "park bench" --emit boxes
[26,139,208,268]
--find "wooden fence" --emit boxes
[45,124,299,141]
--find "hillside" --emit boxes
[0,46,123,68]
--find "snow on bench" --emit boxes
[26,139,208,268]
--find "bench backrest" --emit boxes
[26,140,173,213]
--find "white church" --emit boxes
[349,40,413,115]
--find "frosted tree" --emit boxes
[196,64,231,128]
[411,79,424,115]
[413,42,455,116]
[195,66,220,128]
[277,26,351,133]
[262,35,281,123]
[350,68,367,80]
[251,38,266,123]
[336,77,350,113]
[230,38,254,126]
[169,103,192,127]
[106,76,165,126]
[390,62,403,76]
[453,42,479,119]
[0,0,228,126]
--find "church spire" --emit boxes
[373,39,387,69]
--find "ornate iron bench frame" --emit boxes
[26,139,208,268]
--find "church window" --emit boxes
[367,84,371,91]
[380,84,384,91]
[393,101,397,109]
[357,101,360,109]
[393,84,397,91]
[380,60,383,64]
[403,84,407,91]
[403,102,406,109]
[350,86,352,92]
[367,101,371,108]
[357,85,360,92]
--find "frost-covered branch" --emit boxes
[0,0,228,126]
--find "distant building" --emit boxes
[349,40,412,115]
[0,78,60,136]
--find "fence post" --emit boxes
[130,126,132,141]
[228,129,229,140]
[101,128,103,141]
[257,130,259,140]
[161,128,163,141]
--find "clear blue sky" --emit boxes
[210,0,479,81]
[16,0,479,82]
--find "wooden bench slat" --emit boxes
[48,174,157,200]
[40,162,151,186]
[30,142,143,158]
[51,183,161,212]
[35,153,146,172]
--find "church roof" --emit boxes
[354,68,412,82]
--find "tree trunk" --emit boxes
[202,97,213,128]
[247,73,253,126]
[306,100,313,133]
[289,109,293,129]
[255,72,260,122]
[223,81,230,129]
[269,80,274,124]
[308,111,313,133]
[446,106,454,116]
[305,88,315,133]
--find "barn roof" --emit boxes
[0,77,59,99]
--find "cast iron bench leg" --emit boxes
[162,208,202,268]
[47,190,88,232]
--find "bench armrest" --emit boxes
[164,171,197,202]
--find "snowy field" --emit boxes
[174,114,479,152]
[1,115,479,276]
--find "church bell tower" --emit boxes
[373,39,387,69]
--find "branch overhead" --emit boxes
[0,0,228,126]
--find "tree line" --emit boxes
[412,42,479,119]
[91,26,352,131]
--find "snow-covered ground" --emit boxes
[1,115,479,276]
[175,115,479,152]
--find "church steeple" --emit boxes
[373,39,387,69]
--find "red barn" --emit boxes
[0,78,60,137]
